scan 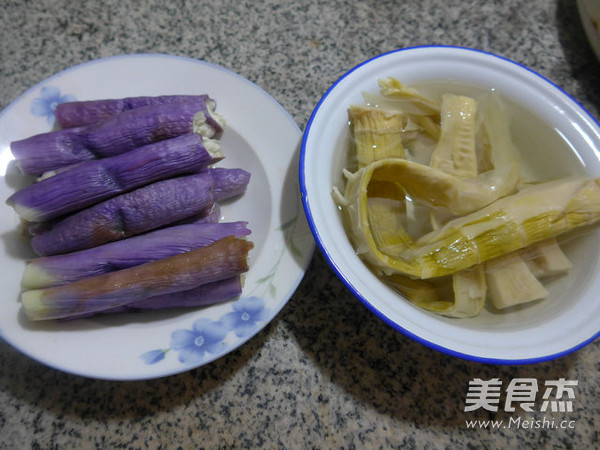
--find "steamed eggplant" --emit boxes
[30,168,250,256]
[121,276,243,311]
[80,276,244,317]
[21,236,254,321]
[8,94,258,322]
[22,222,251,289]
[7,133,223,222]
[11,98,225,175]
[54,94,219,128]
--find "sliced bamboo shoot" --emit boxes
[521,238,573,279]
[348,106,405,167]
[485,252,548,309]
[430,94,479,179]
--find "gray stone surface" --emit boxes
[1,0,599,448]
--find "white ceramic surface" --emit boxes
[0,54,314,380]
[300,46,600,364]
[579,0,600,61]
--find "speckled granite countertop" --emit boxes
[1,0,599,448]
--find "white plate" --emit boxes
[0,54,314,380]
[578,0,600,61]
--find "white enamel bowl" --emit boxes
[300,46,600,364]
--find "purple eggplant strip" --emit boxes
[12,98,224,175]
[159,169,248,225]
[104,276,242,313]
[29,172,213,256]
[208,168,252,201]
[30,168,250,256]
[27,188,231,241]
[60,276,243,320]
[11,127,92,176]
[21,236,254,321]
[187,203,222,224]
[54,94,215,128]
[7,134,223,222]
[84,98,224,151]
[22,221,251,289]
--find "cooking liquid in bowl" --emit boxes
[333,79,599,330]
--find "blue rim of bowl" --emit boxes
[299,44,600,365]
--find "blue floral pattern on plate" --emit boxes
[221,296,269,338]
[31,86,75,123]
[170,318,228,364]
[141,296,270,366]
